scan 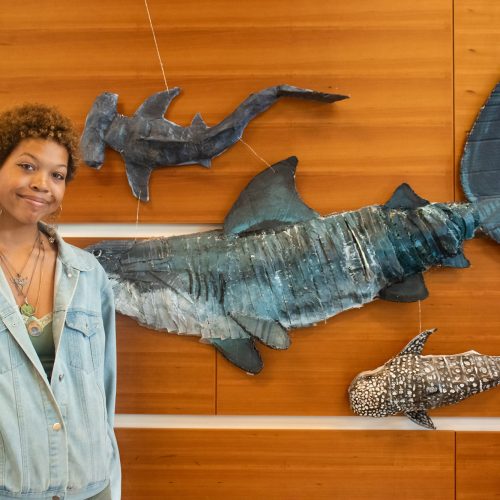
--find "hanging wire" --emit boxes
[144,0,169,91]
[418,300,422,333]
[134,190,142,240]
[238,137,271,167]
[143,0,272,181]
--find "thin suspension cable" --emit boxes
[418,300,422,333]
[144,0,169,91]
[238,137,271,167]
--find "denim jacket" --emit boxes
[0,229,121,499]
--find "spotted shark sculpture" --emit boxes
[86,81,500,375]
[80,85,347,201]
[348,329,500,429]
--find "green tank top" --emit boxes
[21,312,55,381]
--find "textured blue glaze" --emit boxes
[89,201,479,340]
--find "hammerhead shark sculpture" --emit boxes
[349,329,500,429]
[80,85,347,201]
[86,81,500,374]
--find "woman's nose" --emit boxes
[30,172,49,192]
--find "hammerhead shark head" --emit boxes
[80,85,347,201]
[86,81,500,374]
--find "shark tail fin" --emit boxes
[80,92,118,169]
[461,81,500,243]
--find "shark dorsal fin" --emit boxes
[385,183,429,209]
[190,112,209,131]
[397,328,437,357]
[224,156,319,235]
[133,88,181,119]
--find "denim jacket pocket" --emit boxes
[0,321,23,374]
[66,310,104,373]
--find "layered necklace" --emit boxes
[0,232,46,337]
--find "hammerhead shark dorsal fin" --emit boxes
[397,328,437,357]
[384,183,429,209]
[209,338,263,374]
[224,156,320,235]
[133,88,181,119]
[405,410,436,430]
[379,273,429,302]
[190,112,208,131]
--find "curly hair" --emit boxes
[0,103,79,182]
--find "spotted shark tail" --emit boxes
[461,81,500,242]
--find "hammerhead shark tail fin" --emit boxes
[461,81,500,243]
[80,92,118,169]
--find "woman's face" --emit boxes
[0,138,68,226]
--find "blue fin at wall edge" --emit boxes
[384,183,429,210]
[379,273,429,302]
[209,338,263,374]
[230,313,290,349]
[224,156,319,235]
[441,252,470,268]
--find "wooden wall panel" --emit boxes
[116,428,455,499]
[115,316,216,414]
[0,0,453,222]
[456,432,500,499]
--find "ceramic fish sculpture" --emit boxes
[80,85,347,201]
[86,81,500,375]
[348,329,500,429]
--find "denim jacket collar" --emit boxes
[0,226,96,387]
[39,223,96,272]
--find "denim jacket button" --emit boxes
[52,422,62,431]
[67,273,72,278]
[52,496,60,500]
[58,373,64,381]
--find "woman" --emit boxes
[0,104,120,499]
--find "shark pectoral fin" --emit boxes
[224,156,319,235]
[124,160,153,202]
[198,158,212,168]
[210,338,263,374]
[230,313,290,349]
[405,410,436,430]
[379,273,429,302]
[133,88,181,119]
[397,328,437,356]
[384,183,429,209]
[442,252,471,268]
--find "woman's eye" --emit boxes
[18,162,34,171]
[52,172,66,181]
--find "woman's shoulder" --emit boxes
[57,237,108,275]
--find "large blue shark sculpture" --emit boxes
[349,329,500,429]
[86,82,500,374]
[80,85,347,201]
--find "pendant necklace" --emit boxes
[0,233,46,337]
[22,239,46,337]
[0,232,41,295]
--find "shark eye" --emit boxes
[92,249,102,257]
